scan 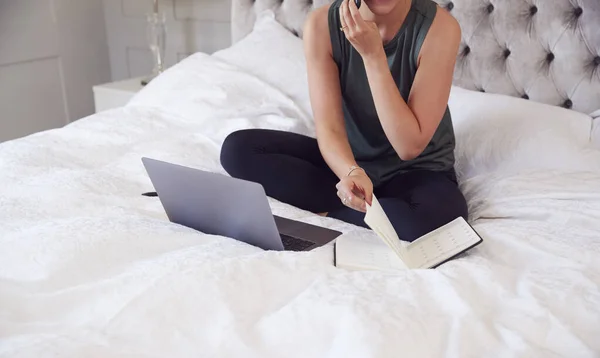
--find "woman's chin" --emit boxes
[364,0,399,15]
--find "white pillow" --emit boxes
[448,86,600,180]
[212,10,312,117]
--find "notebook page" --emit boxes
[364,195,408,262]
[405,217,481,269]
[335,234,407,271]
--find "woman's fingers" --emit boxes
[339,3,348,31]
[351,182,365,200]
[336,181,366,212]
[357,199,367,212]
[348,0,366,29]
[337,180,354,198]
[340,0,356,31]
[365,191,373,206]
[336,190,364,211]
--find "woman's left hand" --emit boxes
[339,0,384,60]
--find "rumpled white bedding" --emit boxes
[1,53,599,358]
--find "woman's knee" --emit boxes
[436,181,469,221]
[382,189,468,242]
[220,129,257,176]
[421,189,468,234]
[414,176,468,219]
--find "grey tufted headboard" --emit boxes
[231,0,600,115]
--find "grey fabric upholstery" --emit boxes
[231,0,600,115]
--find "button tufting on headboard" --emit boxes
[231,0,600,114]
[563,99,573,109]
[529,5,537,16]
[462,45,470,56]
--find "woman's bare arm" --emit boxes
[342,1,461,160]
[303,7,359,179]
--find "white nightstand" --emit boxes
[93,76,146,113]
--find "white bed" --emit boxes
[1,0,600,357]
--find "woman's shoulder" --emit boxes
[413,0,459,30]
[427,5,461,44]
[303,4,338,59]
[416,3,461,66]
[304,2,340,37]
[304,5,330,34]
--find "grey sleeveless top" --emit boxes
[327,0,456,187]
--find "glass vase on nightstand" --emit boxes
[142,12,167,86]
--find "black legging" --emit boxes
[220,129,468,242]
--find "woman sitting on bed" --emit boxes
[220,0,467,242]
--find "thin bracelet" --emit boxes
[346,165,365,177]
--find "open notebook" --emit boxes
[334,195,483,271]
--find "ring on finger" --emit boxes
[343,196,350,205]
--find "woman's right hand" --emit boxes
[336,169,373,213]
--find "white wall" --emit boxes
[102,0,232,81]
[0,0,232,142]
[0,0,112,142]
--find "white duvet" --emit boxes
[1,53,599,358]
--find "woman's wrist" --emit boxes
[347,165,366,177]
[362,47,387,69]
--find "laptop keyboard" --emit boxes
[281,235,315,251]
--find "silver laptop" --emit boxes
[141,157,342,251]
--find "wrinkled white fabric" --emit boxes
[1,53,599,358]
[592,119,600,150]
[212,9,313,118]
